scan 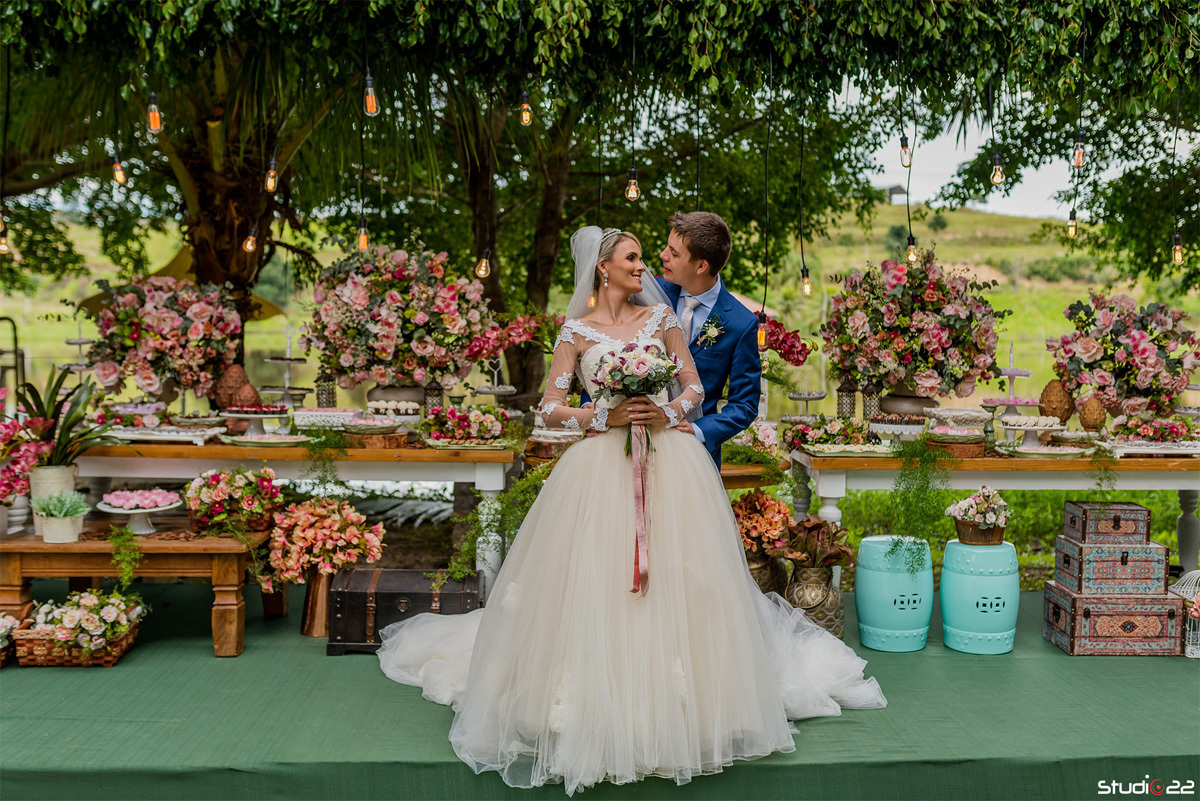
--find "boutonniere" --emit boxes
[697,314,725,348]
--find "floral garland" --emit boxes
[26,589,146,655]
[266,498,384,589]
[86,276,241,397]
[761,319,812,366]
[731,488,792,554]
[1107,415,1198,443]
[1046,291,1199,416]
[184,467,281,530]
[304,246,507,390]
[421,404,515,442]
[782,415,877,449]
[819,252,1009,396]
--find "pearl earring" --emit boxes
[603,273,609,288]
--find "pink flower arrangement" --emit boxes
[85,276,241,398]
[92,401,167,429]
[782,415,876,448]
[265,498,384,590]
[819,251,1010,396]
[304,246,505,390]
[0,392,53,505]
[761,318,812,366]
[184,467,280,530]
[1046,292,1200,415]
[27,589,145,656]
[1107,415,1198,444]
[421,405,515,442]
[731,488,793,554]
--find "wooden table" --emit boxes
[720,462,790,490]
[77,443,515,602]
[789,450,1200,571]
[0,514,268,657]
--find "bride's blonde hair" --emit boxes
[594,228,642,292]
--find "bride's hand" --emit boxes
[603,398,641,427]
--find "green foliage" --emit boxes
[439,464,555,587]
[927,213,948,234]
[1023,255,1106,284]
[0,200,88,295]
[720,441,794,494]
[299,427,351,497]
[882,224,909,255]
[884,436,957,576]
[107,524,142,591]
[30,491,88,518]
[16,368,120,466]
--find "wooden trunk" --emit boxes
[1055,535,1169,596]
[1063,501,1150,545]
[327,568,479,655]
[1042,580,1183,656]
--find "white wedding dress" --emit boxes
[378,303,886,794]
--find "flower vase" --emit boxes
[745,551,788,596]
[149,378,179,406]
[29,465,78,537]
[261,583,290,621]
[300,569,333,638]
[879,383,939,416]
[6,495,29,534]
[784,566,845,639]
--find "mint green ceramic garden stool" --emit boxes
[939,539,1020,654]
[854,535,934,652]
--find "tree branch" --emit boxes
[278,87,346,171]
[1,162,90,197]
[155,131,202,219]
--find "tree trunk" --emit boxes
[505,114,576,402]
[457,104,506,313]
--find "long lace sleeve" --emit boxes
[657,309,705,428]
[535,330,608,432]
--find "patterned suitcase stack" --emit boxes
[1043,501,1184,656]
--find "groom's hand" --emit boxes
[673,420,695,435]
[627,399,669,427]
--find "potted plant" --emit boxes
[16,369,119,535]
[12,588,146,667]
[267,497,385,637]
[945,486,1009,546]
[184,467,282,533]
[31,491,90,543]
[819,251,1010,413]
[731,489,792,595]
[775,516,855,639]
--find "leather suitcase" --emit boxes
[327,568,479,655]
[1042,580,1183,656]
[1063,501,1150,545]
[1055,535,1169,595]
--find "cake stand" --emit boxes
[998,423,1065,449]
[61,323,94,381]
[262,355,310,409]
[96,500,182,535]
[474,357,517,399]
[220,411,289,437]
[786,390,827,418]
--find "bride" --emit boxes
[377,225,886,794]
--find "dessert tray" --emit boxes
[801,443,893,457]
[169,413,226,428]
[229,434,310,447]
[422,437,509,450]
[1106,440,1200,458]
[108,425,225,446]
[996,443,1094,459]
[293,408,360,430]
[925,407,994,429]
[96,491,183,535]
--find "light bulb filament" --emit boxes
[624,169,641,202]
[1067,209,1077,239]
[900,134,911,168]
[519,91,533,127]
[1173,234,1185,265]
[265,157,278,193]
[364,75,380,117]
[475,248,492,278]
[242,226,258,253]
[112,158,126,185]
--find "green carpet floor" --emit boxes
[1,580,1197,801]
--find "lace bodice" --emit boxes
[536,304,705,432]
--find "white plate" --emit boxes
[97,500,182,515]
[231,435,311,447]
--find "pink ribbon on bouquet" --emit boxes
[630,423,650,596]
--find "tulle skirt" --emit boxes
[378,426,886,794]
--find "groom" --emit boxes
[626,211,762,467]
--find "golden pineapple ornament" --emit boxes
[1039,379,1076,424]
[1078,396,1107,432]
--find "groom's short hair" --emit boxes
[669,211,732,275]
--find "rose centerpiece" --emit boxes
[304,246,507,392]
[184,467,281,533]
[1046,291,1199,417]
[820,251,1009,410]
[86,276,241,399]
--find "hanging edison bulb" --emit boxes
[363,75,380,117]
[1173,233,1185,265]
[112,155,127,185]
[1071,131,1085,169]
[587,294,597,308]
[0,225,10,255]
[474,248,492,278]
[624,168,641,202]
[801,264,813,297]
[147,91,163,134]
[906,234,918,263]
[990,152,1005,186]
[264,157,278,193]
[1067,208,1077,239]
[242,224,258,253]
[519,91,533,127]
[356,216,369,251]
[756,312,768,351]
[900,133,911,168]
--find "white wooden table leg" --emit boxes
[1177,489,1199,573]
[815,470,847,525]
[476,489,503,605]
[791,458,812,518]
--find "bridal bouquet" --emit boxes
[266,498,385,589]
[1046,291,1199,416]
[592,342,682,403]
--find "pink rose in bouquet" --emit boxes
[266,498,384,590]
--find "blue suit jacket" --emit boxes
[657,277,762,466]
